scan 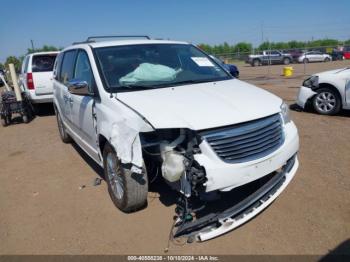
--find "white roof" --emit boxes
[66,39,189,50]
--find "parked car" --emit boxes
[247,50,293,66]
[296,67,350,115]
[19,51,59,104]
[331,50,344,61]
[288,49,304,62]
[297,51,332,63]
[53,36,299,241]
[343,47,350,60]
[209,55,239,78]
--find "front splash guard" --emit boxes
[174,155,298,241]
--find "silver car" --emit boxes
[298,51,332,63]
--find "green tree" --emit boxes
[0,63,4,70]
[343,39,350,46]
[5,56,21,72]
[27,45,61,54]
[234,42,252,53]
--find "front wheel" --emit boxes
[312,88,341,115]
[324,57,330,62]
[303,58,309,63]
[103,143,148,213]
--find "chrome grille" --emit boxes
[200,114,284,163]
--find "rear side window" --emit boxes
[22,56,30,73]
[53,53,63,80]
[59,50,77,84]
[32,54,57,72]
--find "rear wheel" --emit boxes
[103,143,148,213]
[22,114,29,123]
[324,57,330,62]
[283,58,291,65]
[312,88,341,115]
[1,116,7,127]
[252,59,260,67]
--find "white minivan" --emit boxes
[20,51,59,103]
[53,36,299,242]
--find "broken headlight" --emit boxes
[280,102,291,124]
[302,75,319,89]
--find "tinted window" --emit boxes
[74,51,95,92]
[59,50,77,84]
[32,54,57,72]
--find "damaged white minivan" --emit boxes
[53,36,299,241]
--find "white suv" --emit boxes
[20,51,59,103]
[53,36,299,241]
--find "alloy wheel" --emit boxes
[106,153,124,200]
[315,92,336,113]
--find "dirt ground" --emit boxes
[0,61,349,255]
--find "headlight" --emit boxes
[302,75,319,88]
[280,102,291,124]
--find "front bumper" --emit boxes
[194,121,299,192]
[175,154,299,241]
[296,86,316,108]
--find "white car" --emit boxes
[296,68,350,115]
[297,51,332,63]
[20,51,59,103]
[53,36,299,241]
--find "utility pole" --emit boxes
[30,40,35,51]
[261,21,264,45]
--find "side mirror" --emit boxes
[67,79,91,96]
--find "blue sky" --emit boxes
[0,0,349,62]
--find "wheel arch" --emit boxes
[314,83,343,107]
[98,134,109,156]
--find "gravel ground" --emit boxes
[0,60,349,255]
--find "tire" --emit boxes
[283,58,291,65]
[252,59,260,67]
[324,57,330,62]
[303,58,309,63]
[312,88,341,115]
[103,143,148,213]
[22,115,29,123]
[1,116,7,127]
[55,109,72,143]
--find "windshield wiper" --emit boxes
[166,78,229,87]
[112,84,157,92]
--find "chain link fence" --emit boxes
[213,45,349,63]
[210,45,350,79]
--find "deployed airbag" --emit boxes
[119,63,179,85]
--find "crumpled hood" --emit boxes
[316,67,350,77]
[117,79,282,130]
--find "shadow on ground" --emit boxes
[319,239,350,261]
[290,103,350,118]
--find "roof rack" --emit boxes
[73,35,151,45]
[87,35,150,41]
